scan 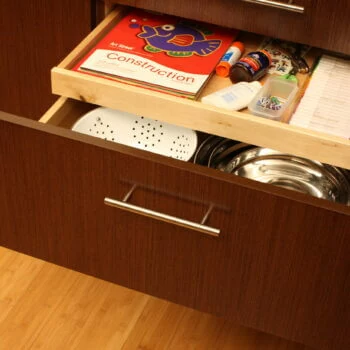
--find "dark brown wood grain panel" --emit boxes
[0,0,91,119]
[309,0,350,55]
[0,111,349,350]
[115,0,350,55]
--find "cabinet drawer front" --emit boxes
[116,0,350,55]
[51,6,350,169]
[1,103,349,350]
[116,1,311,44]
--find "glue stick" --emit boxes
[216,41,245,78]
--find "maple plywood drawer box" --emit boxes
[0,1,349,350]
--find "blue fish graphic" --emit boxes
[138,23,222,57]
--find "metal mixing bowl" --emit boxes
[225,147,350,205]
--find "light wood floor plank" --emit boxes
[0,246,310,350]
[122,297,309,350]
[70,284,150,350]
[122,298,188,350]
[0,261,79,349]
[0,246,44,324]
[30,276,149,350]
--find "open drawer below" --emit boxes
[40,97,350,210]
[50,6,350,169]
[1,96,349,350]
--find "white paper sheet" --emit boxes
[290,55,350,139]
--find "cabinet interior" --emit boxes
[43,7,317,139]
[39,97,210,155]
[38,96,350,210]
[49,6,349,169]
[39,5,350,208]
[54,7,314,125]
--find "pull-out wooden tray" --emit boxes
[51,6,349,169]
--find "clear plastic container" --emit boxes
[248,76,298,120]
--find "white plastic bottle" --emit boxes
[201,81,262,111]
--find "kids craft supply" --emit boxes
[201,81,262,111]
[248,76,298,120]
[259,37,310,75]
[216,41,245,77]
[73,9,238,99]
[229,50,272,83]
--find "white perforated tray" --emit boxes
[72,107,198,161]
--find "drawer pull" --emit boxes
[241,0,305,13]
[104,185,220,237]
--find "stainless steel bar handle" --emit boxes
[241,0,305,13]
[104,188,220,237]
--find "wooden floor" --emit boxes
[0,246,311,350]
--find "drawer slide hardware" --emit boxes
[241,0,305,13]
[104,184,220,237]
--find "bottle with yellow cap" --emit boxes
[215,41,245,78]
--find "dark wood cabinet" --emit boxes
[1,100,349,350]
[0,0,91,119]
[116,0,350,55]
[309,0,350,54]
[1,1,349,349]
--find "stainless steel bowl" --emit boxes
[225,147,350,205]
[193,135,224,165]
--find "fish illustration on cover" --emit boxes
[138,22,222,57]
[74,9,238,99]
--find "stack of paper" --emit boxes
[290,55,350,139]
